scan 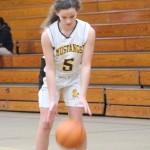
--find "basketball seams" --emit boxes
[55,119,86,149]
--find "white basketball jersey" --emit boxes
[44,19,90,76]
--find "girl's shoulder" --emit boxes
[43,21,58,35]
[77,19,89,26]
[48,21,58,29]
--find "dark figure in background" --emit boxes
[0,17,14,55]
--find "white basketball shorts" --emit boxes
[38,73,83,108]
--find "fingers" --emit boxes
[47,101,58,122]
[87,104,92,116]
[47,113,55,124]
[82,101,88,113]
[47,109,56,123]
[76,99,92,116]
[55,107,58,116]
[47,111,53,123]
[83,102,92,116]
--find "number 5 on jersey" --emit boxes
[63,58,74,71]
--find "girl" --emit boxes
[36,0,95,149]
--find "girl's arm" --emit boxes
[80,26,95,115]
[41,31,57,122]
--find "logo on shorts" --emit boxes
[72,89,79,99]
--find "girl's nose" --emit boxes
[66,19,71,24]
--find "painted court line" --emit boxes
[0,148,22,150]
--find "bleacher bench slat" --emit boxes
[0,101,104,115]
[1,0,148,11]
[99,0,150,11]
[6,9,150,29]
[0,2,99,19]
[106,105,150,118]
[140,70,150,85]
[0,69,139,85]
[14,37,150,54]
[11,22,150,40]
[0,87,104,103]
[1,53,150,68]
[106,89,150,106]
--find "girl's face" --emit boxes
[56,8,77,26]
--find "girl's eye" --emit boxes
[61,15,75,19]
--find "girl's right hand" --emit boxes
[47,101,58,124]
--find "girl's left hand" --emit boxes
[76,96,92,116]
[47,101,58,124]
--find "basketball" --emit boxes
[55,119,86,149]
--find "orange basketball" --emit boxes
[55,119,86,149]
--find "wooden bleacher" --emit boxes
[0,69,139,85]
[106,89,150,118]
[10,22,150,40]
[0,0,150,118]
[1,53,150,68]
[0,86,104,114]
[4,9,150,29]
[9,37,150,54]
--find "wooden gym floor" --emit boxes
[0,111,150,150]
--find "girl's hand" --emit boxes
[76,97,92,116]
[47,101,58,124]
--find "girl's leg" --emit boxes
[67,107,87,150]
[36,108,54,150]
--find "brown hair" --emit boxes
[41,0,81,30]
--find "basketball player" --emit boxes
[36,0,95,150]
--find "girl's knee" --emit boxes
[68,107,83,123]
